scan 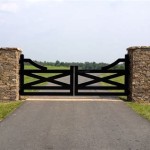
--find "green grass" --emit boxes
[127,102,150,121]
[24,65,69,70]
[0,101,23,121]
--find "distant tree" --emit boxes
[55,60,60,66]
[29,60,125,70]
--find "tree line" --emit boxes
[31,60,124,70]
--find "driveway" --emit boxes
[0,100,150,150]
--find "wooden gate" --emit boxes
[19,54,129,96]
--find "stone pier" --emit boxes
[0,48,21,101]
[127,46,150,102]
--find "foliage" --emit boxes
[25,60,124,70]
[0,101,23,120]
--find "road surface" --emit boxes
[0,100,150,150]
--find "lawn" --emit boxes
[0,101,23,121]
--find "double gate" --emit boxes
[19,54,130,96]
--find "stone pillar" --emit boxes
[0,48,21,101]
[127,46,150,102]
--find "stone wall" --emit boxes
[127,46,150,102]
[0,48,21,101]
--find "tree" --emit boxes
[55,60,60,66]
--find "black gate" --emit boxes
[19,54,129,96]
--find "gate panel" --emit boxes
[75,54,129,96]
[19,54,129,96]
[19,54,74,96]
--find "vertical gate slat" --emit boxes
[125,54,130,96]
[70,66,74,96]
[19,54,24,95]
[74,66,78,96]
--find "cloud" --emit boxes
[26,0,63,3]
[0,2,19,13]
[26,0,47,2]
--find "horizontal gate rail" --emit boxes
[76,92,127,96]
[23,70,71,73]
[21,92,73,96]
[24,86,71,90]
[76,70,125,73]
[76,86,125,90]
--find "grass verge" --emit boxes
[127,102,150,121]
[0,101,23,121]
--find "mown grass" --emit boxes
[100,73,150,121]
[127,102,150,121]
[0,101,23,121]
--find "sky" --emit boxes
[0,0,150,63]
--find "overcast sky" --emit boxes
[0,0,150,63]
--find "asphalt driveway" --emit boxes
[0,100,150,150]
